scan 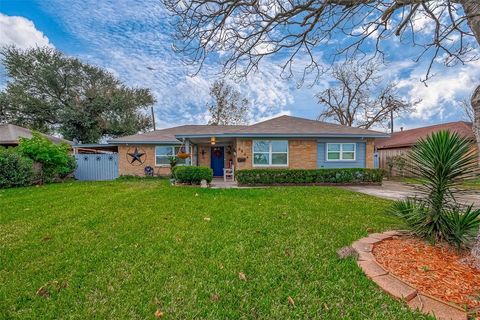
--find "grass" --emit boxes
[0,179,431,319]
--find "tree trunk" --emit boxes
[459,0,480,161]
[472,85,480,163]
[460,0,480,264]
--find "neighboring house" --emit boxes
[0,123,72,147]
[109,115,388,177]
[375,121,477,174]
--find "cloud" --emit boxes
[37,0,299,127]
[0,13,52,49]
[396,59,480,121]
[27,0,480,129]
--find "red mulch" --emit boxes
[373,237,480,315]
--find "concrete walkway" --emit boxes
[210,178,239,189]
[342,180,480,208]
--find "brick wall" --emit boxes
[197,144,211,167]
[235,139,317,170]
[235,139,252,170]
[288,140,317,169]
[118,144,171,176]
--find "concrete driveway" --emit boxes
[343,180,480,208]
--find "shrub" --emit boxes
[173,166,213,184]
[236,168,383,185]
[390,130,480,248]
[0,147,34,188]
[18,132,76,183]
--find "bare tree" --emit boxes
[162,0,480,156]
[161,0,480,259]
[317,60,415,129]
[459,98,474,122]
[207,79,249,125]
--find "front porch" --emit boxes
[187,137,236,178]
[210,177,238,188]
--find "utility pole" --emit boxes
[151,106,156,131]
[390,110,394,133]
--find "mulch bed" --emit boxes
[373,237,480,315]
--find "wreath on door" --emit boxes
[213,148,222,158]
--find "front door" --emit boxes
[211,147,224,177]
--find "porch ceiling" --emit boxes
[187,137,234,145]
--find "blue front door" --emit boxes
[211,147,224,176]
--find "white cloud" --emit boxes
[396,59,480,121]
[33,0,480,129]
[0,13,52,49]
[38,0,295,128]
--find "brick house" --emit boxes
[109,115,388,177]
[375,121,478,175]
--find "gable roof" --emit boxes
[0,124,73,145]
[109,115,389,144]
[375,121,474,150]
[109,124,249,144]
[234,115,387,136]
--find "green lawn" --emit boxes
[0,180,430,319]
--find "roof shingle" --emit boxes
[375,121,474,149]
[109,115,388,143]
[0,124,72,145]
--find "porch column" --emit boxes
[185,139,191,165]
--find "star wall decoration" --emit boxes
[127,147,146,165]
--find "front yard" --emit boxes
[0,179,430,319]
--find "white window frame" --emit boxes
[155,145,189,167]
[252,140,289,167]
[326,143,356,161]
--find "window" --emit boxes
[155,146,189,166]
[327,143,356,161]
[253,140,288,166]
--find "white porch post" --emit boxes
[185,139,191,165]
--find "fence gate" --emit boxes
[74,154,119,181]
[373,152,379,169]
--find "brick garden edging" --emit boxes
[352,231,468,320]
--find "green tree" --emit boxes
[0,46,155,143]
[18,132,76,183]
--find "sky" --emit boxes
[0,0,479,132]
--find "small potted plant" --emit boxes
[176,151,190,159]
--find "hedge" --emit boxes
[173,166,213,184]
[0,148,34,189]
[236,168,384,185]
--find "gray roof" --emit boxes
[109,115,389,144]
[235,115,387,136]
[0,124,73,145]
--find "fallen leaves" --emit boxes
[287,296,295,307]
[36,286,50,297]
[238,272,247,281]
[154,309,164,318]
[36,280,68,298]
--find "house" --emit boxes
[375,121,478,174]
[108,115,388,177]
[0,123,72,147]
